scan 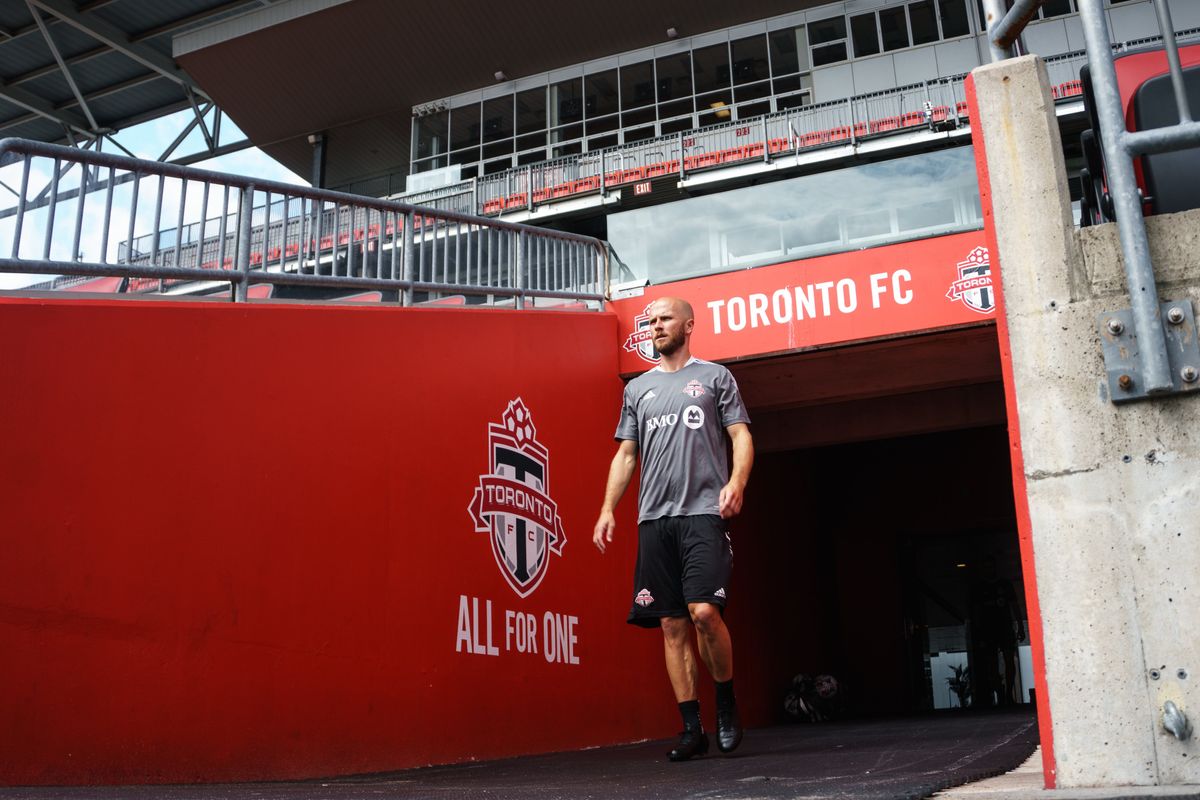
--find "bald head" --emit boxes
[650,296,694,322]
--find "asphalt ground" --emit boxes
[1,708,1038,800]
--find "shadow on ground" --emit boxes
[2,708,1038,800]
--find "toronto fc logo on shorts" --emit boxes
[683,380,705,398]
[623,302,661,365]
[467,398,567,598]
[635,588,655,607]
[945,246,995,315]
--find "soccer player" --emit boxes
[593,296,754,761]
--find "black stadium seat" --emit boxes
[1077,43,1200,227]
[1130,64,1200,217]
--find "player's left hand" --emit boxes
[718,482,744,518]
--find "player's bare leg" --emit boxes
[661,616,708,761]
[689,602,742,753]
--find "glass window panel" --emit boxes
[697,90,733,126]
[726,223,781,259]
[661,117,692,135]
[1041,0,1072,16]
[692,43,731,94]
[938,0,970,38]
[737,99,770,119]
[897,198,958,231]
[516,132,545,154]
[450,103,480,151]
[769,26,808,76]
[483,159,510,176]
[550,123,582,144]
[731,34,769,85]
[846,209,892,239]
[588,133,618,151]
[550,78,582,125]
[851,13,880,57]
[624,126,655,144]
[449,147,479,166]
[586,113,619,135]
[880,7,910,51]
[515,88,546,135]
[809,15,847,45]
[483,140,513,160]
[481,96,513,143]
[517,150,545,166]
[783,213,839,249]
[585,69,619,117]
[606,146,980,284]
[621,106,656,127]
[812,42,848,66]
[656,53,692,101]
[773,74,803,94]
[776,92,811,111]
[414,109,448,161]
[620,60,655,110]
[553,141,582,157]
[658,98,693,121]
[910,0,939,45]
[735,80,770,104]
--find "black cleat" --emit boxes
[668,727,709,761]
[716,705,743,753]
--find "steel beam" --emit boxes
[26,0,210,100]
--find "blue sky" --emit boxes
[0,109,307,289]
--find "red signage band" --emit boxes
[612,231,993,373]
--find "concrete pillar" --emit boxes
[972,54,1199,788]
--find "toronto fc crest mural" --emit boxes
[468,398,567,598]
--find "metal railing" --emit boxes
[982,0,1200,403]
[0,138,607,308]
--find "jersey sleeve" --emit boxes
[614,383,640,441]
[716,368,751,428]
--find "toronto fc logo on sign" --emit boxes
[623,302,661,365]
[945,246,995,315]
[467,398,567,598]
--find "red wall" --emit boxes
[0,298,678,784]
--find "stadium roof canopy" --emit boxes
[0,0,279,161]
[2,0,833,184]
[171,0,831,188]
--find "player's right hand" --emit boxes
[593,511,616,554]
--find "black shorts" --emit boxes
[627,514,733,628]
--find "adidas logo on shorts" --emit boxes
[714,588,726,599]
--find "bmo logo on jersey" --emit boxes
[468,398,567,598]
[647,413,678,431]
[683,405,705,429]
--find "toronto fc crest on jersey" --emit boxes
[623,302,661,365]
[468,398,567,598]
[945,246,995,315]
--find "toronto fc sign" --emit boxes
[468,398,567,598]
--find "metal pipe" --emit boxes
[196,181,209,270]
[42,158,59,260]
[1153,0,1192,123]
[12,157,30,258]
[1123,121,1200,156]
[1079,1,1172,393]
[173,179,187,268]
[99,165,114,262]
[982,0,1016,62]
[235,186,253,302]
[401,211,415,306]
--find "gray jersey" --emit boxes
[615,358,750,522]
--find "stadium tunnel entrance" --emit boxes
[718,324,1033,725]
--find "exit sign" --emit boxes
[633,181,652,196]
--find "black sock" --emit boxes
[716,679,736,710]
[678,700,701,730]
